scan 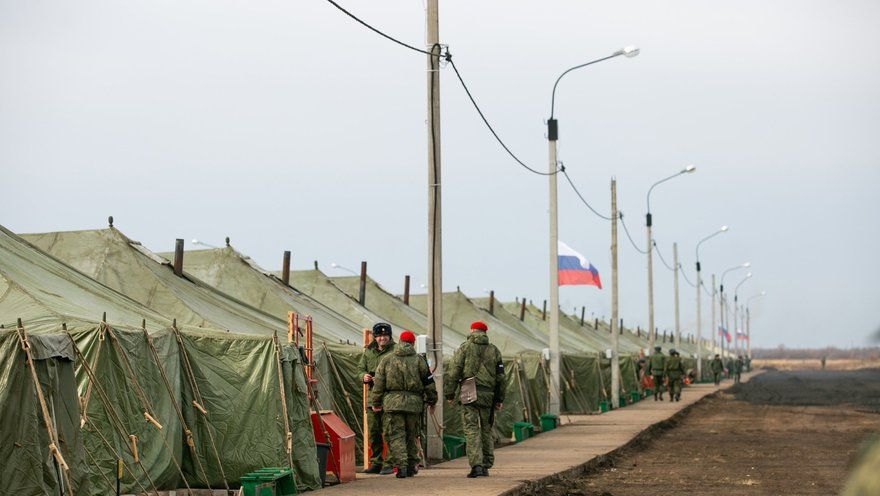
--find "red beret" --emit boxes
[470,321,488,331]
[400,330,416,343]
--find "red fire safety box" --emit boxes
[311,410,356,483]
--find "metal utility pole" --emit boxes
[610,179,620,409]
[425,0,443,460]
[673,242,681,350]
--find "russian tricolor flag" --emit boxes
[718,326,731,343]
[558,241,602,288]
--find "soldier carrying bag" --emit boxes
[459,345,491,405]
[459,377,478,405]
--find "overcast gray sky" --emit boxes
[2,0,879,348]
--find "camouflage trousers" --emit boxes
[382,411,420,469]
[652,375,665,396]
[461,405,494,468]
[366,409,386,466]
[667,376,682,398]
[713,372,722,385]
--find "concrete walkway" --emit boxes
[319,374,755,495]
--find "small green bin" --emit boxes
[539,413,559,432]
[599,400,609,413]
[644,387,654,396]
[630,391,641,403]
[442,434,466,460]
[241,467,297,496]
[513,421,534,442]
[619,396,628,408]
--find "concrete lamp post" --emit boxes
[694,225,728,380]
[645,165,696,354]
[545,45,639,416]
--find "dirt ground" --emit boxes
[753,358,880,371]
[532,369,880,496]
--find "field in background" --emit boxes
[754,358,880,371]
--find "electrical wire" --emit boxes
[619,213,648,254]
[321,0,630,224]
[448,58,558,176]
[323,0,432,56]
[559,168,612,219]
[652,240,676,271]
[680,266,697,288]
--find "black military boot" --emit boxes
[481,467,489,477]
[380,465,395,475]
[395,466,408,479]
[407,465,419,476]
[363,464,382,474]
[467,466,483,478]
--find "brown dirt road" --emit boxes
[533,368,880,496]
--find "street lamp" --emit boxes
[329,262,358,276]
[745,291,766,359]
[694,225,728,379]
[645,165,696,353]
[719,262,750,356]
[546,46,639,416]
[733,273,753,356]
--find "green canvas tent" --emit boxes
[3,225,321,493]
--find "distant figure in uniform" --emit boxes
[370,330,437,479]
[445,321,506,478]
[665,349,685,402]
[359,323,396,474]
[710,354,724,385]
[726,356,735,378]
[745,355,752,372]
[821,355,827,370]
[734,355,744,383]
[646,346,667,401]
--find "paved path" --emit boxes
[319,374,755,495]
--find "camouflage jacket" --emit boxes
[358,339,396,378]
[664,355,684,378]
[710,358,724,373]
[646,351,666,376]
[444,331,506,408]
[370,342,437,413]
[734,358,744,373]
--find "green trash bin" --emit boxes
[618,396,627,408]
[599,400,609,413]
[630,391,641,403]
[241,467,297,496]
[539,413,559,432]
[442,435,466,460]
[513,421,534,442]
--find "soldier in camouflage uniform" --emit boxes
[665,349,685,401]
[359,323,396,474]
[646,346,667,401]
[444,321,506,478]
[734,355,744,384]
[710,354,724,385]
[370,330,437,479]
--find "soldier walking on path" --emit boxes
[710,354,724,385]
[665,349,685,401]
[370,330,438,479]
[445,321,506,478]
[359,323,396,474]
[646,346,667,401]
[734,355,744,383]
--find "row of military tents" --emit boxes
[0,223,715,495]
